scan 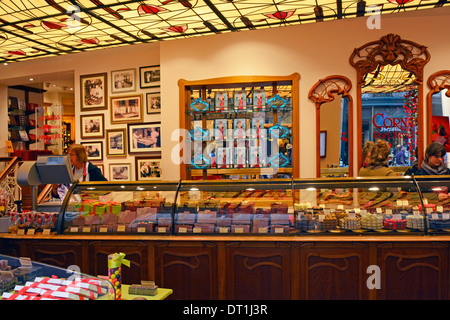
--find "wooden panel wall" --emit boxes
[1,237,449,300]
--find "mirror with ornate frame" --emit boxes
[350,34,430,174]
[309,75,353,177]
[427,71,450,157]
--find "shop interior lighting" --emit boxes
[0,0,447,64]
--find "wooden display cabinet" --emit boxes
[178,74,300,180]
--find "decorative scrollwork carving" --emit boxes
[349,33,430,85]
[308,75,352,110]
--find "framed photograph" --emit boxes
[110,94,143,124]
[146,92,161,114]
[128,122,161,154]
[80,141,103,161]
[235,146,246,168]
[320,130,327,158]
[111,68,136,93]
[80,73,107,111]
[109,163,131,181]
[135,157,162,181]
[139,65,160,88]
[216,147,232,168]
[106,128,127,157]
[233,118,246,140]
[80,114,104,139]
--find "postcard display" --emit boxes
[179,74,300,180]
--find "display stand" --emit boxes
[178,74,300,180]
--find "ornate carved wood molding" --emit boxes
[426,70,450,145]
[308,75,352,109]
[349,33,430,84]
[350,34,429,170]
[308,75,353,177]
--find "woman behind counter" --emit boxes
[415,142,450,175]
[358,140,396,177]
[52,144,106,199]
[68,144,107,182]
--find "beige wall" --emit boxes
[161,7,450,178]
[1,7,449,180]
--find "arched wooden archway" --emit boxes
[308,75,353,177]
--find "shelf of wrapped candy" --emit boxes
[7,211,59,235]
[360,213,384,230]
[427,212,450,232]
[405,214,426,231]
[65,199,171,234]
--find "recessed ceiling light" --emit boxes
[29,78,34,81]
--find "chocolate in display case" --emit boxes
[55,176,450,236]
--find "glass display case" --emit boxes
[0,254,113,300]
[56,176,450,236]
[57,181,179,235]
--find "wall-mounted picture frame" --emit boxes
[110,94,143,124]
[80,113,104,139]
[139,65,160,88]
[320,130,327,158]
[146,91,161,114]
[111,68,136,94]
[106,128,127,157]
[128,122,161,154]
[135,156,162,181]
[80,72,108,111]
[80,141,103,161]
[109,163,131,181]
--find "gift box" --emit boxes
[118,211,137,224]
[176,212,196,225]
[197,211,217,224]
[271,213,290,225]
[232,213,252,225]
[271,203,288,213]
[101,212,118,225]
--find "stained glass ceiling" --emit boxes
[0,0,448,64]
[362,64,417,93]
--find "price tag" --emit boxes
[258,227,268,234]
[99,227,108,233]
[426,207,433,214]
[234,227,244,234]
[219,227,228,233]
[402,200,409,206]
[337,205,344,210]
[193,227,202,233]
[26,228,35,235]
[274,227,284,234]
[42,229,51,236]
[69,227,78,233]
[117,225,126,232]
[137,227,146,233]
[376,208,382,214]
[157,227,167,233]
[354,208,360,214]
[82,227,91,233]
[423,198,428,205]
[431,213,439,220]
[437,206,444,212]
[396,200,402,206]
[385,209,392,215]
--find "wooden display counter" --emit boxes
[1,233,449,300]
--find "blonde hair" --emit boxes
[369,140,391,166]
[68,144,88,164]
[362,141,374,163]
